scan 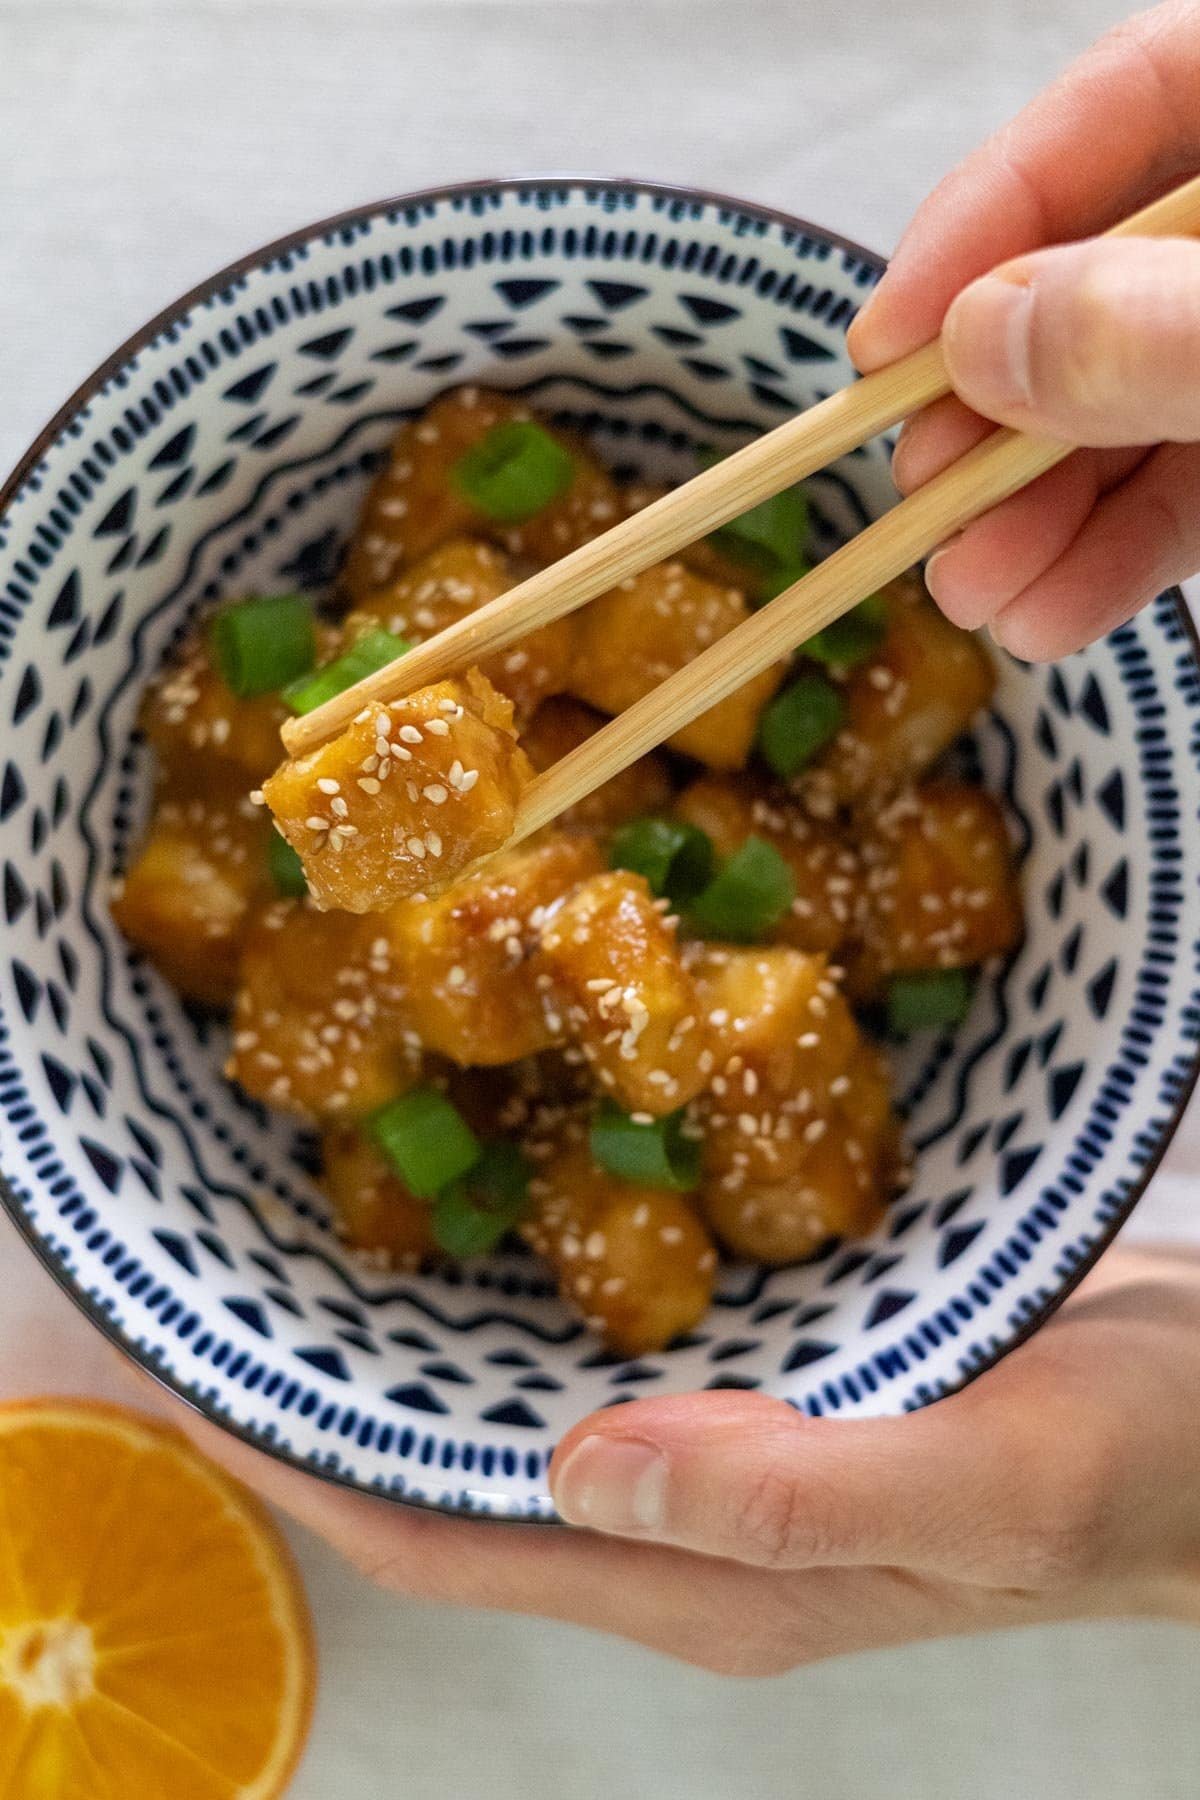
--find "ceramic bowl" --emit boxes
[2,179,1198,1518]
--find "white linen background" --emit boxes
[2,1,1199,1794]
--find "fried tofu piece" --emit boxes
[140,632,292,789]
[321,1126,438,1269]
[798,570,996,816]
[263,669,532,912]
[523,1131,716,1355]
[342,387,620,601]
[112,791,272,1007]
[520,696,674,835]
[538,871,710,1115]
[700,1041,896,1264]
[344,538,574,723]
[675,774,861,954]
[388,834,603,1065]
[228,899,420,1118]
[686,945,859,1190]
[848,781,1024,997]
[569,561,784,770]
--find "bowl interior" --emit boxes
[2,181,1198,1515]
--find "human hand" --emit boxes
[846,1,1200,660]
[155,1247,1200,1674]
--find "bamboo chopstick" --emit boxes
[506,426,1064,846]
[280,169,1200,760]
[280,337,948,755]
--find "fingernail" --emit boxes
[922,542,957,598]
[553,1436,668,1534]
[945,273,1034,413]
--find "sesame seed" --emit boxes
[425,718,451,737]
[317,778,341,796]
[407,835,427,858]
[398,725,423,744]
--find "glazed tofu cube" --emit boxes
[228,899,420,1118]
[537,871,710,1115]
[262,668,532,912]
[112,792,272,1008]
[520,696,674,835]
[569,562,785,769]
[140,632,292,789]
[345,538,574,723]
[342,387,620,601]
[850,780,1024,996]
[321,1126,438,1270]
[523,1133,716,1355]
[388,833,603,1065]
[700,1041,897,1264]
[686,944,859,1190]
[675,774,861,955]
[799,570,995,816]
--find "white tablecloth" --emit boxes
[2,3,1199,1794]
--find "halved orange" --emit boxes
[0,1399,315,1798]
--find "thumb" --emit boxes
[550,1387,1058,1583]
[942,236,1200,446]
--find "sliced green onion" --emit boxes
[590,1103,701,1192]
[369,1087,481,1200]
[801,594,888,669]
[268,831,308,898]
[452,420,575,524]
[757,673,845,779]
[283,628,411,716]
[431,1141,532,1258]
[710,479,809,579]
[608,818,715,906]
[688,836,796,943]
[886,969,975,1035]
[208,593,315,699]
[756,559,812,604]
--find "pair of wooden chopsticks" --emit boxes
[281,172,1200,845]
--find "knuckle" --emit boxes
[1028,266,1126,425]
[734,1464,832,1568]
[982,1372,1125,1592]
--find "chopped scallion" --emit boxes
[208,593,315,699]
[801,594,888,669]
[369,1087,481,1200]
[452,420,575,524]
[757,673,845,779]
[756,559,812,604]
[886,969,975,1034]
[608,817,715,906]
[283,628,410,715]
[687,836,796,942]
[431,1141,532,1258]
[590,1103,701,1191]
[707,461,809,581]
[267,832,308,898]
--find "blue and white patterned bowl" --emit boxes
[2,179,1198,1518]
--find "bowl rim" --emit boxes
[2,173,1198,1521]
